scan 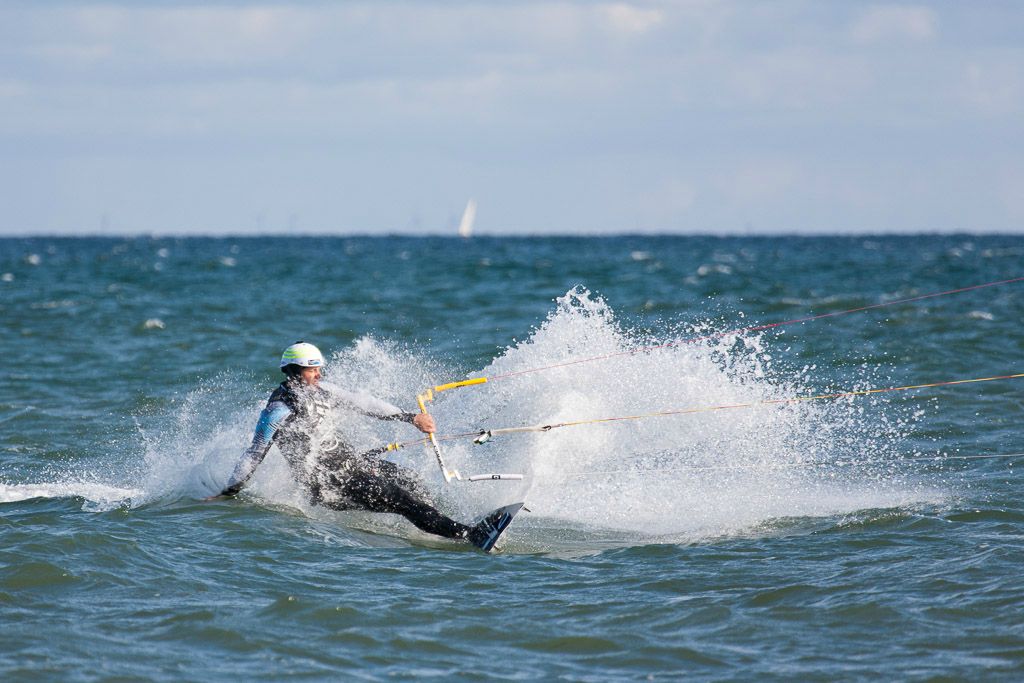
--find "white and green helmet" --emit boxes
[280,341,324,369]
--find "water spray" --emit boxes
[485,275,1024,383]
[379,275,1022,481]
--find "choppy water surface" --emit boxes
[1,235,1023,681]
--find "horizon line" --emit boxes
[2,228,1023,239]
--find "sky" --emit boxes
[0,0,1022,235]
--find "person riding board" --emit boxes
[212,342,516,551]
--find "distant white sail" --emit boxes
[458,199,477,238]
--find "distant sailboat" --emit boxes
[458,199,477,238]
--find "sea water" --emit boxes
[1,235,1022,680]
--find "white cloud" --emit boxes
[27,42,114,64]
[599,3,664,35]
[726,49,873,108]
[0,75,26,93]
[68,6,130,38]
[958,57,1024,116]
[101,6,313,64]
[850,5,937,44]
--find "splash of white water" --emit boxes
[62,287,937,549]
[428,287,938,542]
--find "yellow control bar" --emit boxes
[433,377,488,393]
[416,377,488,483]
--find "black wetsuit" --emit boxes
[221,380,471,539]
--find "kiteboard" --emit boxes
[468,502,524,553]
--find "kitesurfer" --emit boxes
[214,341,507,549]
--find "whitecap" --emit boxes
[31,300,75,310]
[696,263,733,276]
[0,481,141,509]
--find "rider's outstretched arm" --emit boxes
[216,401,292,497]
[330,386,418,424]
[334,388,433,433]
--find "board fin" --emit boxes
[467,502,524,553]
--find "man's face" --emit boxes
[298,366,321,387]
